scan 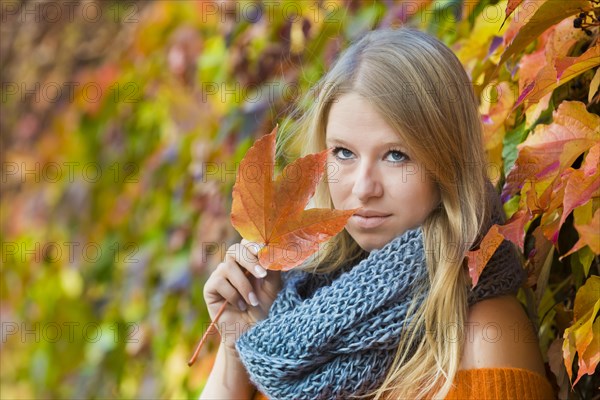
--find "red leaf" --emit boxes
[466,225,505,287]
[498,209,533,251]
[560,143,600,228]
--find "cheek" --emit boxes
[420,183,440,214]
[327,164,351,201]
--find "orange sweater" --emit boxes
[251,367,556,399]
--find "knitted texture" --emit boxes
[251,368,557,400]
[236,181,527,400]
[440,368,556,400]
[237,226,429,399]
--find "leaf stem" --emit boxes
[188,269,252,367]
[187,301,227,366]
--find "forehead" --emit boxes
[325,93,406,149]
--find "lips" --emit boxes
[351,213,391,229]
[354,210,391,218]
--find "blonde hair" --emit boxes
[277,27,490,399]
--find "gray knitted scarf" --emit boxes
[235,180,526,399]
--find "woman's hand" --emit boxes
[203,239,283,351]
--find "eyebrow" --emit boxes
[326,137,407,149]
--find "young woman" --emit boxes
[200,28,556,399]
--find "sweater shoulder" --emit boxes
[251,367,557,400]
[444,367,556,399]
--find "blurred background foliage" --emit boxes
[1,0,598,399]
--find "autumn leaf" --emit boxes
[500,208,533,251]
[524,224,554,288]
[466,225,505,287]
[501,0,525,29]
[498,0,592,67]
[562,275,600,386]
[502,101,600,201]
[561,208,600,258]
[515,17,587,123]
[589,68,600,103]
[231,125,359,271]
[516,45,600,109]
[465,205,536,287]
[559,143,600,228]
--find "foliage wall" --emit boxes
[1,0,598,398]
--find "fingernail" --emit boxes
[254,264,267,277]
[238,299,247,311]
[248,291,259,306]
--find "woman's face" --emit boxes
[325,92,441,252]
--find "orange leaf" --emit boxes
[503,101,599,200]
[498,208,532,251]
[561,208,600,258]
[516,45,600,109]
[498,0,592,67]
[231,126,359,271]
[466,225,505,287]
[560,143,600,228]
[555,45,600,80]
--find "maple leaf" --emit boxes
[231,125,359,271]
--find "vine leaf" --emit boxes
[498,0,592,67]
[562,276,600,386]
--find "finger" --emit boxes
[241,239,265,256]
[223,260,261,307]
[241,240,268,278]
[204,273,248,312]
[226,243,267,279]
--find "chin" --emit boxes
[354,237,388,252]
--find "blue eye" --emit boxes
[387,149,408,163]
[331,146,354,160]
[330,146,409,163]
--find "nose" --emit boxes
[351,162,383,201]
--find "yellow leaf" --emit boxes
[562,276,600,386]
[589,68,600,104]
